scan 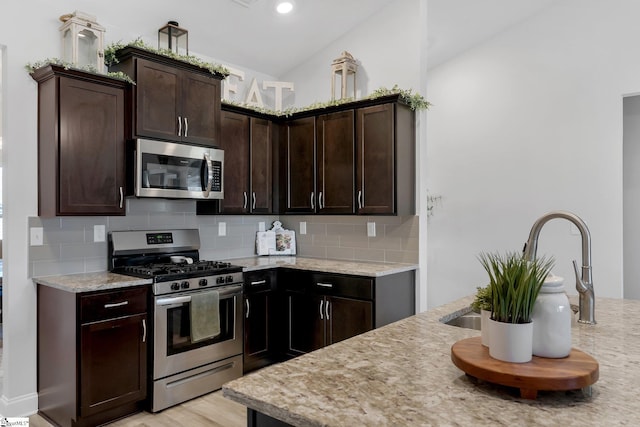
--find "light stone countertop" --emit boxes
[223,295,640,426]
[33,271,152,293]
[225,256,418,277]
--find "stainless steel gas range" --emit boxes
[109,229,244,412]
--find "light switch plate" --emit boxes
[94,225,106,242]
[300,221,307,235]
[30,227,43,246]
[258,221,266,232]
[367,222,376,237]
[218,222,227,236]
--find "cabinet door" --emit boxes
[219,111,250,213]
[250,117,273,213]
[181,70,221,146]
[326,296,373,346]
[58,77,125,215]
[135,58,180,141]
[287,292,323,355]
[244,292,270,372]
[356,103,395,214]
[316,111,355,214]
[283,117,316,213]
[80,313,147,417]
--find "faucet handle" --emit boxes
[572,259,589,293]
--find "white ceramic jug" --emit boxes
[532,274,572,358]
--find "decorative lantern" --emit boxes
[331,51,358,100]
[59,11,105,72]
[158,21,189,55]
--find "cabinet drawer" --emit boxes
[311,273,373,300]
[244,269,277,293]
[81,286,148,323]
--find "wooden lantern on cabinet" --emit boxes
[331,51,358,100]
[59,11,105,72]
[158,21,189,55]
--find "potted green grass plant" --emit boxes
[471,285,492,347]
[478,251,554,363]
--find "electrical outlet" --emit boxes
[94,224,106,242]
[218,222,227,236]
[258,221,266,232]
[300,221,307,235]
[367,222,376,237]
[30,227,43,246]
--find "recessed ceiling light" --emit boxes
[276,1,294,14]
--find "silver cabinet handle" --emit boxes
[243,192,248,210]
[184,117,189,137]
[245,299,250,319]
[319,191,323,209]
[104,301,128,309]
[177,116,182,137]
[325,300,330,320]
[250,280,267,286]
[319,300,324,320]
[142,318,147,343]
[311,192,315,210]
[357,190,363,209]
[119,186,124,209]
[252,192,256,210]
[203,152,213,198]
[316,282,333,288]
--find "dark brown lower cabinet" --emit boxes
[282,269,413,357]
[38,285,148,427]
[243,270,282,373]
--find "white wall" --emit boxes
[623,95,640,299]
[426,0,639,308]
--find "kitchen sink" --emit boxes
[441,304,579,331]
[440,309,482,330]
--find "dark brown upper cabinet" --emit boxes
[316,110,356,214]
[280,110,355,215]
[197,108,273,214]
[356,102,415,215]
[279,95,415,216]
[31,65,127,217]
[280,116,316,213]
[108,46,222,147]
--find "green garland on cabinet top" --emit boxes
[103,39,230,78]
[25,58,135,84]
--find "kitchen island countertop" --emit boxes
[223,295,640,426]
[226,256,417,277]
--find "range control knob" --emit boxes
[181,281,190,289]
[171,282,180,291]
[226,275,234,283]
[199,278,208,287]
[216,276,225,284]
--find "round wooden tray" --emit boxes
[451,337,599,399]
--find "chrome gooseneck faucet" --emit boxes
[522,211,596,324]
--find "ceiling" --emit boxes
[73,0,563,77]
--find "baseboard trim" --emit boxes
[0,391,38,417]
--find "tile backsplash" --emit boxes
[28,199,419,278]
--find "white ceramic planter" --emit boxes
[488,318,533,363]
[480,309,491,347]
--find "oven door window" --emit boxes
[141,152,206,191]
[166,296,235,355]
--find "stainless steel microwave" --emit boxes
[133,139,224,200]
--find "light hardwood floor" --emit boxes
[29,390,247,427]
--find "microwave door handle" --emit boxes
[203,152,214,197]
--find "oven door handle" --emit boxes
[156,285,243,306]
